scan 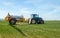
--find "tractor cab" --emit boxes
[31,14,39,18]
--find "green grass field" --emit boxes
[0,20,60,38]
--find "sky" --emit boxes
[0,0,60,20]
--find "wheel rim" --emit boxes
[11,20,15,24]
[32,20,35,24]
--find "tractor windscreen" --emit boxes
[31,14,39,18]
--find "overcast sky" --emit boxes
[0,0,60,20]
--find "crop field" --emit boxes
[0,20,60,38]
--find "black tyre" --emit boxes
[9,18,16,25]
[37,20,44,24]
[31,19,36,24]
[40,20,44,24]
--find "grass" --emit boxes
[0,20,60,38]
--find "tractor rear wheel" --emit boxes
[40,20,44,24]
[37,20,44,24]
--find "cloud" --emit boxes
[16,8,34,18]
[42,6,60,20]
[0,10,8,19]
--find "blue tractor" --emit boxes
[28,14,44,24]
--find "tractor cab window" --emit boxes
[31,14,39,18]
